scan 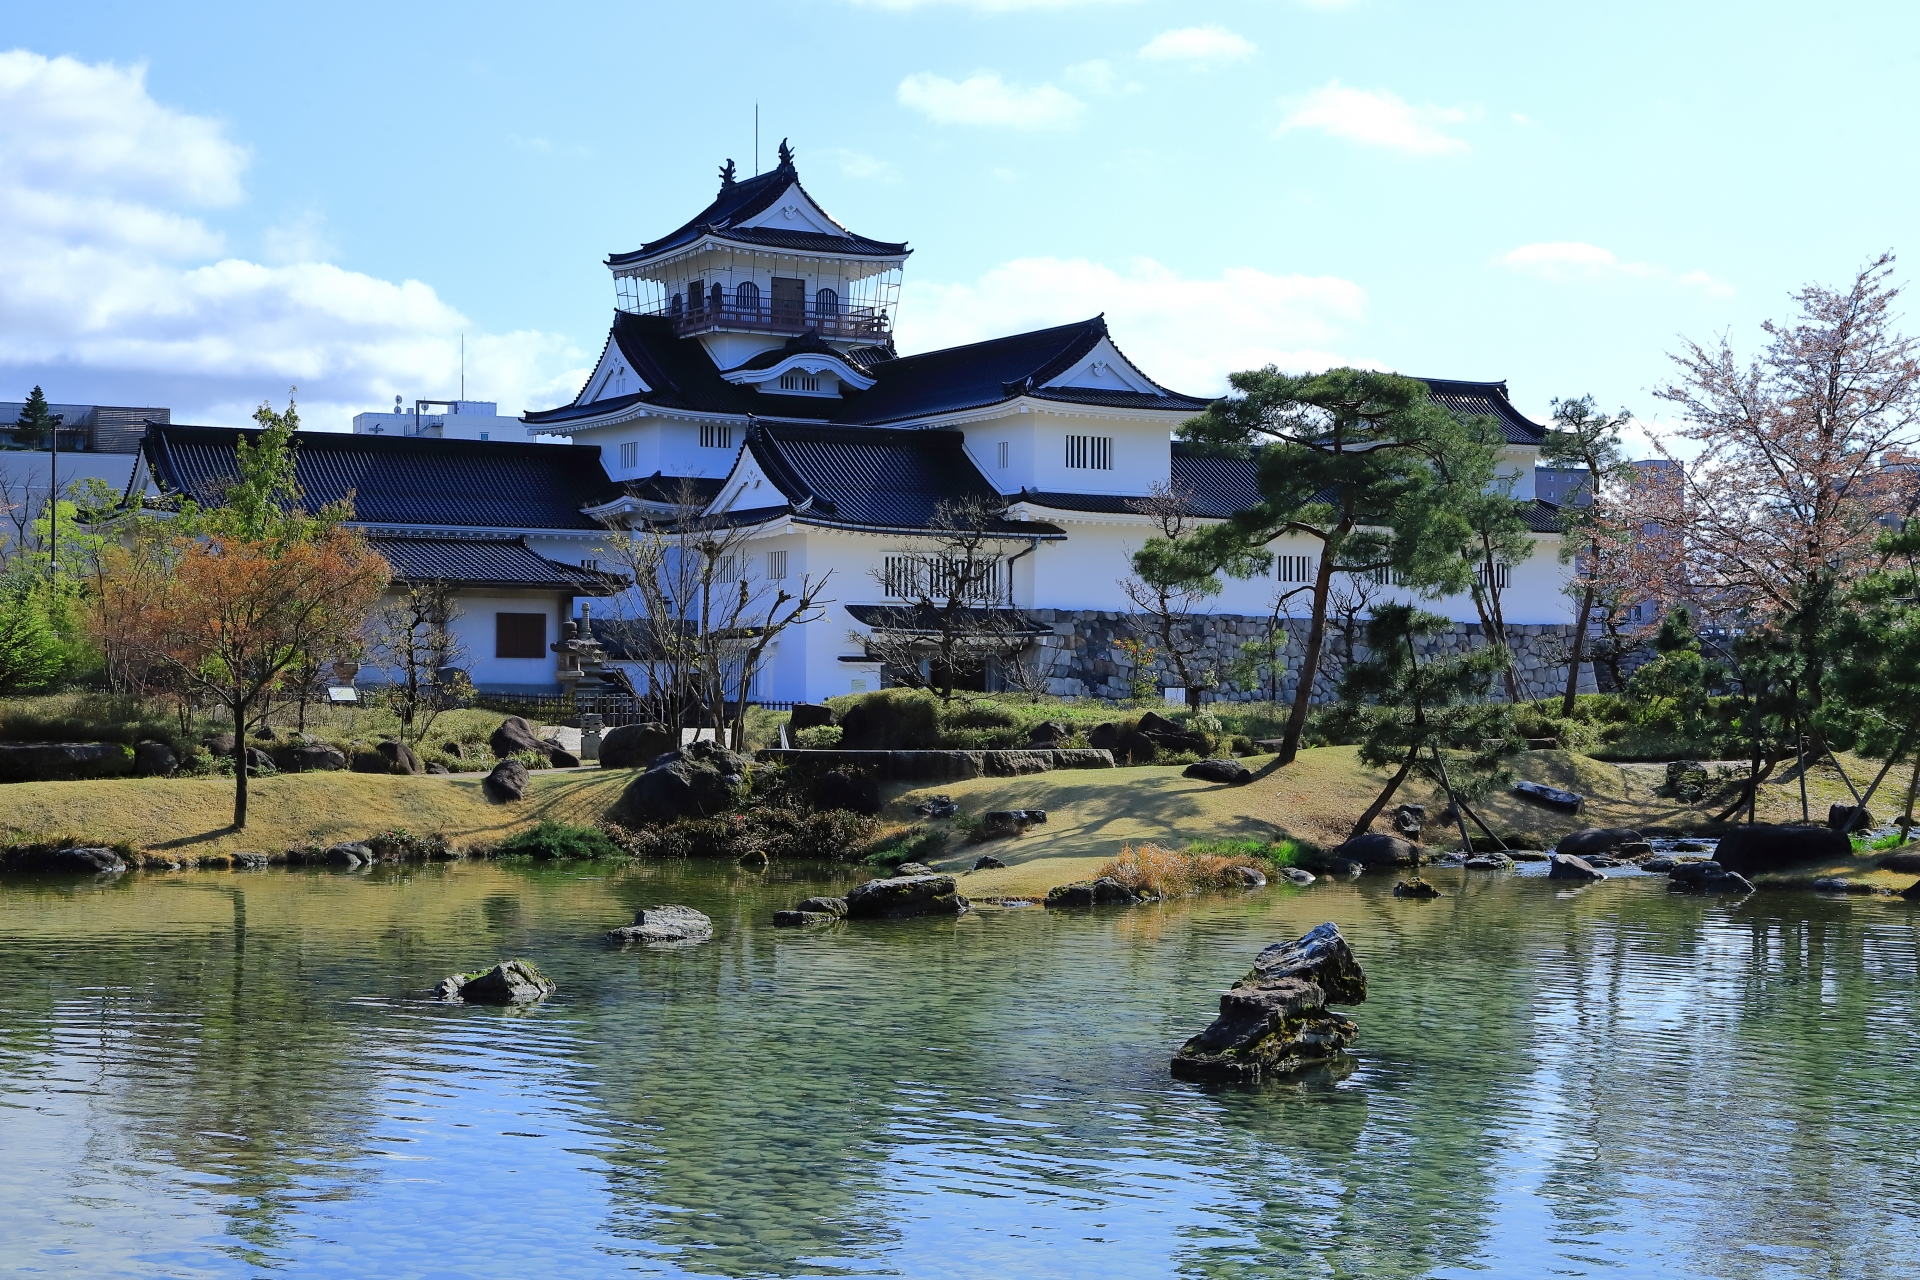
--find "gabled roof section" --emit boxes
[1012,444,1258,520]
[140,424,620,531]
[833,316,1209,426]
[369,535,624,594]
[1421,378,1547,445]
[607,153,908,269]
[726,422,1061,536]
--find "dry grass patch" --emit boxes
[1097,842,1265,897]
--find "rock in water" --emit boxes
[1184,758,1252,785]
[483,759,530,802]
[1393,877,1441,898]
[621,741,753,824]
[1548,853,1605,882]
[1280,868,1316,885]
[22,845,126,874]
[1326,833,1420,870]
[434,959,554,1004]
[1044,876,1144,908]
[1171,923,1367,1083]
[597,722,678,770]
[1712,823,1850,875]
[846,873,971,919]
[606,904,713,945]
[773,895,849,927]
[1667,860,1756,894]
[1229,865,1268,888]
[1556,827,1641,859]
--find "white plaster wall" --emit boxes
[574,417,743,483]
[961,408,1175,496]
[357,589,567,693]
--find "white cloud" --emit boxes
[1275,81,1468,155]
[1064,59,1119,94]
[0,50,581,429]
[898,256,1370,393]
[1139,25,1256,64]
[897,71,1083,129]
[1498,242,1733,295]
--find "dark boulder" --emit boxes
[1043,876,1143,908]
[1877,849,1920,873]
[983,750,1054,777]
[1135,711,1209,754]
[1087,722,1121,752]
[377,739,423,775]
[1280,868,1316,885]
[846,873,971,919]
[1027,719,1070,745]
[205,732,236,756]
[1391,803,1426,837]
[133,741,177,777]
[893,861,938,877]
[813,769,882,814]
[1548,853,1605,882]
[1229,864,1268,888]
[323,841,372,867]
[795,895,848,917]
[350,748,390,774]
[1184,757,1251,785]
[788,702,836,732]
[1170,922,1366,1082]
[0,742,136,782]
[978,809,1045,840]
[598,722,677,769]
[21,845,126,874]
[606,904,713,945]
[620,741,752,824]
[1465,852,1515,870]
[1326,833,1420,870]
[1556,827,1642,859]
[489,716,549,760]
[1713,823,1851,875]
[1393,877,1441,898]
[1116,730,1159,765]
[1051,748,1116,770]
[433,959,554,1004]
[973,854,1006,870]
[915,795,959,819]
[246,748,276,774]
[483,759,530,803]
[547,747,581,768]
[425,762,451,775]
[1514,780,1584,811]
[283,742,346,772]
[1827,803,1874,832]
[773,909,842,927]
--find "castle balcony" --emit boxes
[624,294,891,342]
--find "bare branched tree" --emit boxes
[857,495,1031,703]
[1120,481,1222,709]
[366,579,470,743]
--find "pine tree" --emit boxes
[13,386,60,451]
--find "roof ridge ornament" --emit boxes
[777,138,795,169]
[718,158,737,189]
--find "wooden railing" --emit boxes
[644,298,889,341]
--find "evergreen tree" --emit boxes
[1176,369,1485,763]
[1543,395,1635,714]
[1826,523,1920,830]
[13,386,60,451]
[1332,602,1519,842]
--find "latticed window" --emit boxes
[712,555,740,583]
[815,288,839,317]
[1476,562,1511,590]
[699,422,733,449]
[619,441,638,469]
[768,550,788,580]
[1275,554,1314,582]
[778,370,819,392]
[1065,434,1113,469]
[735,281,761,314]
[884,555,1001,601]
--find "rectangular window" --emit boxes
[997,441,1009,469]
[768,549,788,580]
[479,432,489,440]
[687,278,705,312]
[712,555,739,583]
[1065,434,1112,469]
[885,554,1000,601]
[1476,563,1511,590]
[495,612,547,659]
[699,423,733,449]
[619,441,638,469]
[1275,554,1314,582]
[581,558,598,571]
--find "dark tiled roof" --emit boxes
[140,424,619,530]
[731,330,848,372]
[622,472,726,507]
[1012,446,1258,519]
[846,603,1050,636]
[369,535,624,593]
[1421,378,1547,445]
[1523,499,1567,533]
[528,313,1209,429]
[834,316,1207,426]
[607,160,908,266]
[743,423,1061,536]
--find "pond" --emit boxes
[2,860,1918,1278]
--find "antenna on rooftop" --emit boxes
[460,334,465,401]
[755,103,760,175]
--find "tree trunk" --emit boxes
[1277,539,1340,765]
[1348,744,1420,842]
[1560,578,1596,717]
[232,700,250,830]
[1186,685,1203,711]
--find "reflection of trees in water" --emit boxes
[0,878,386,1270]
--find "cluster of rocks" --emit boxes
[431,959,554,1005]
[977,809,1046,841]
[605,904,713,945]
[1088,712,1209,765]
[620,740,755,823]
[773,873,971,926]
[1044,876,1153,908]
[1170,923,1368,1082]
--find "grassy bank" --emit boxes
[0,768,633,855]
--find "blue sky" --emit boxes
[2,0,1915,448]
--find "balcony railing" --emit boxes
[647,298,890,341]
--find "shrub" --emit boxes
[601,807,882,862]
[1097,841,1267,896]
[1188,837,1305,868]
[367,828,455,860]
[497,820,624,861]
[858,824,951,868]
[793,724,843,749]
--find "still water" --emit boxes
[2,860,1917,1279]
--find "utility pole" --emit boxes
[47,407,60,581]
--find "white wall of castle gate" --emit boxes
[359,588,565,694]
